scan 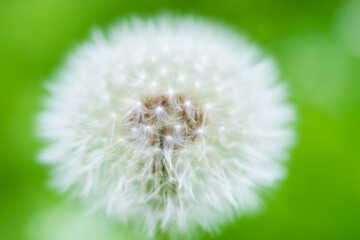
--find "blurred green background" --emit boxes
[1,0,359,239]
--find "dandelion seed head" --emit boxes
[38,14,295,239]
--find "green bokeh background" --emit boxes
[1,0,359,239]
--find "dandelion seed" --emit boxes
[38,14,295,239]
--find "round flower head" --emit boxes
[39,14,295,239]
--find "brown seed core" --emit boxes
[127,94,207,149]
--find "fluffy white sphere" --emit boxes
[38,14,295,239]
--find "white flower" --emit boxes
[38,14,295,239]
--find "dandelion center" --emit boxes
[127,94,207,150]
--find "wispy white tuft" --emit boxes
[38,14,295,239]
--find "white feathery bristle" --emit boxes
[38,14,295,239]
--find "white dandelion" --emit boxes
[38,14,295,239]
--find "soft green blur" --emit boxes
[1,0,359,239]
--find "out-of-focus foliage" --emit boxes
[0,0,359,239]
